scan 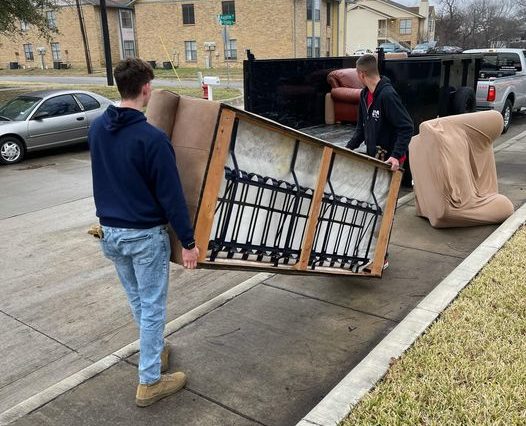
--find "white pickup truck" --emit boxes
[463,48,526,133]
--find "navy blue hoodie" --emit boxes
[88,105,194,247]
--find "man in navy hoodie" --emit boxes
[89,58,198,407]
[346,54,413,171]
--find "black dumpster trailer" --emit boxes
[243,51,482,184]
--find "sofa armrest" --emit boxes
[331,87,362,103]
[325,93,335,125]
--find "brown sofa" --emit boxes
[325,68,364,125]
[145,89,221,263]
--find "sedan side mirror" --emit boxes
[33,111,50,120]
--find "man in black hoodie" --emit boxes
[346,54,413,171]
[89,58,198,407]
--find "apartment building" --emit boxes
[347,0,435,53]
[132,0,347,68]
[0,0,136,70]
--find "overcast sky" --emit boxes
[396,0,439,6]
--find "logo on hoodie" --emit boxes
[372,109,380,119]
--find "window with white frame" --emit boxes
[399,19,412,35]
[185,40,197,61]
[224,39,237,60]
[307,0,320,21]
[120,10,133,29]
[23,43,34,61]
[46,11,57,29]
[20,20,29,32]
[123,40,135,58]
[307,37,320,57]
[51,42,61,61]
[428,17,434,35]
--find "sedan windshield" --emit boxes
[0,96,42,121]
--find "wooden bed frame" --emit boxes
[192,105,402,278]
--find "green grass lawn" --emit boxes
[0,83,241,105]
[342,226,526,425]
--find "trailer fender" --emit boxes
[452,87,476,115]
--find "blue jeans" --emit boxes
[100,225,170,384]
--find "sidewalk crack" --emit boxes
[185,386,268,425]
[0,308,86,360]
[262,283,399,324]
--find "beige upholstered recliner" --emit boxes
[145,89,221,263]
[409,110,514,228]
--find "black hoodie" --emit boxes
[346,77,414,160]
[88,105,194,247]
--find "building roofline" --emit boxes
[371,0,424,18]
[348,3,394,19]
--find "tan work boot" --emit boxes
[160,344,170,373]
[136,372,186,407]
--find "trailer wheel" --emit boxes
[452,87,476,115]
[501,99,513,134]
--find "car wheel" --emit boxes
[501,99,513,134]
[0,136,25,165]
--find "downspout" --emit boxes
[293,0,296,57]
[343,1,348,55]
[312,0,315,57]
[336,0,339,55]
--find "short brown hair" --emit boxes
[356,54,379,77]
[114,58,154,100]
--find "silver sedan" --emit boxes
[0,89,114,164]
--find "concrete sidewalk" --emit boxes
[3,133,526,426]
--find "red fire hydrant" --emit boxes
[202,83,209,100]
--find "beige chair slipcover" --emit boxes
[409,110,514,228]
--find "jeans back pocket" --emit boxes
[120,234,154,265]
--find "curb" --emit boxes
[297,203,526,426]
[0,273,273,426]
[296,131,526,426]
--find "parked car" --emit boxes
[431,46,463,54]
[378,42,410,53]
[0,89,114,164]
[463,48,526,132]
[354,48,373,56]
[411,41,437,55]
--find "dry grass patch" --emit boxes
[343,226,526,426]
[0,83,241,105]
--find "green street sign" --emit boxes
[219,14,235,25]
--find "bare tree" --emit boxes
[436,0,522,48]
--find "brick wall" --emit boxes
[134,0,310,68]
[0,5,126,70]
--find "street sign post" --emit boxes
[218,14,235,88]
[219,14,235,25]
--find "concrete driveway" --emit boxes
[0,113,525,425]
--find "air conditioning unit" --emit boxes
[204,42,216,51]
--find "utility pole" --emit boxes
[100,0,114,86]
[76,0,92,74]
